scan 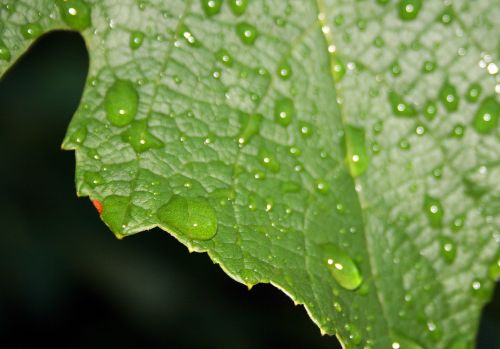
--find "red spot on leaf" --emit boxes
[92,199,103,215]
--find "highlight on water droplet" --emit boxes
[472,96,499,134]
[20,23,43,39]
[423,195,444,228]
[389,91,417,117]
[104,79,139,127]
[439,80,459,112]
[130,31,145,50]
[157,195,218,241]
[57,0,92,30]
[228,0,249,16]
[201,0,222,16]
[274,97,294,126]
[398,0,422,21]
[238,112,262,146]
[345,125,368,177]
[321,243,363,290]
[236,22,258,45]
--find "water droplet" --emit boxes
[20,23,43,39]
[451,123,465,138]
[466,82,482,103]
[259,148,280,173]
[391,333,424,349]
[238,112,262,145]
[423,100,437,120]
[333,301,342,313]
[236,22,258,45]
[298,121,313,138]
[104,80,139,127]
[201,0,222,16]
[438,6,454,25]
[373,35,385,48]
[57,0,91,30]
[277,60,292,80]
[390,61,402,76]
[157,195,218,240]
[288,146,301,157]
[101,195,130,234]
[398,0,422,21]
[398,138,411,150]
[322,243,362,290]
[315,179,330,194]
[422,60,436,73]
[274,97,294,126]
[215,48,233,67]
[440,237,456,263]
[389,91,417,117]
[451,214,465,232]
[439,80,459,112]
[228,0,249,16]
[84,171,104,187]
[0,39,11,61]
[179,24,200,47]
[332,57,346,81]
[345,323,362,344]
[472,96,499,134]
[69,125,87,145]
[423,195,444,228]
[130,31,145,50]
[345,125,368,177]
[121,120,163,153]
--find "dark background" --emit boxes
[0,32,497,349]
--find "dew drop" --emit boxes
[20,23,43,39]
[466,82,482,103]
[345,323,362,345]
[345,125,368,177]
[157,195,218,240]
[398,0,422,21]
[201,0,222,16]
[274,97,294,126]
[390,61,402,76]
[450,123,465,138]
[389,91,417,117]
[277,60,292,80]
[322,243,363,290]
[215,48,233,67]
[57,0,91,30]
[438,6,454,25]
[121,120,163,153]
[422,60,436,73]
[472,96,499,134]
[129,31,145,50]
[259,148,280,173]
[179,24,200,47]
[236,22,258,45]
[439,80,459,112]
[440,237,456,263]
[70,125,87,145]
[104,80,139,127]
[423,100,437,120]
[0,39,11,61]
[315,179,330,194]
[423,195,444,228]
[84,171,104,187]
[228,0,249,16]
[451,214,465,232]
[391,334,424,349]
[332,57,346,81]
[298,121,314,138]
[238,112,262,145]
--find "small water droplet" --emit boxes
[201,0,222,16]
[423,195,444,228]
[466,82,482,103]
[390,61,402,76]
[70,125,87,145]
[438,6,454,25]
[104,80,139,127]
[236,22,258,45]
[344,323,362,344]
[238,112,262,145]
[298,121,313,138]
[331,56,346,81]
[472,96,499,134]
[130,31,145,50]
[157,195,218,240]
[57,0,91,30]
[315,179,330,194]
[423,100,438,120]
[84,171,104,187]
[121,120,163,153]
[439,80,459,112]
[422,60,436,73]
[440,237,457,263]
[451,214,465,232]
[451,123,465,138]
[179,24,200,47]
[259,148,280,173]
[228,0,249,16]
[215,48,233,66]
[322,243,362,290]
[345,125,368,177]
[391,334,424,349]
[389,91,417,117]
[333,301,342,313]
[274,97,294,126]
[20,23,43,39]
[277,60,292,80]
[398,0,422,21]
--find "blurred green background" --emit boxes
[0,32,497,349]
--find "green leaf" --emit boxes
[1,0,499,347]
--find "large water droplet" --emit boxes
[321,243,363,290]
[57,0,92,30]
[236,22,258,45]
[274,97,294,126]
[201,0,222,16]
[228,0,249,16]
[398,0,422,21]
[238,112,262,145]
[389,91,417,117]
[345,125,368,177]
[121,120,163,153]
[20,23,43,39]
[157,195,218,240]
[105,80,139,127]
[472,96,499,134]
[0,39,11,61]
[439,80,459,112]
[423,195,444,228]
[130,31,145,50]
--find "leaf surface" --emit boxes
[1,0,499,347]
